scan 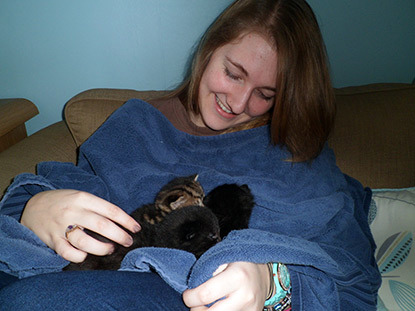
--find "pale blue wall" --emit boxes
[308,0,415,87]
[1,0,414,135]
[0,0,234,134]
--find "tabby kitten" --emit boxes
[139,174,204,224]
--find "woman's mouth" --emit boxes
[215,95,233,114]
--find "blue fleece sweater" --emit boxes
[0,99,381,310]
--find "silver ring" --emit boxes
[65,224,84,239]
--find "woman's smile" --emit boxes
[215,95,234,117]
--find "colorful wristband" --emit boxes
[264,263,291,311]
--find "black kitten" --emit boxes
[204,183,255,239]
[63,178,255,271]
[151,205,220,258]
[64,205,220,271]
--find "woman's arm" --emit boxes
[21,189,141,262]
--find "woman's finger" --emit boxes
[77,214,134,248]
[197,297,235,311]
[183,268,236,308]
[64,225,115,256]
[54,237,88,263]
[71,192,141,234]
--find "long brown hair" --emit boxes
[171,0,335,162]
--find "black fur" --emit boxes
[63,178,255,271]
[64,205,220,270]
[204,183,255,238]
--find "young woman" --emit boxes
[0,0,380,310]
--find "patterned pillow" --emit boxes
[369,187,415,311]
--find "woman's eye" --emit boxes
[258,91,275,101]
[224,67,240,81]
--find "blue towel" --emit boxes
[0,99,381,309]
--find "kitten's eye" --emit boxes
[186,233,196,240]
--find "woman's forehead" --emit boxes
[218,33,278,84]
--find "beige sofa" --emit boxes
[1,83,414,195]
[0,83,414,310]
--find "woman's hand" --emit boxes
[21,189,141,263]
[183,262,270,311]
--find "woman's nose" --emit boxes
[228,88,251,115]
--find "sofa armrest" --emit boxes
[64,88,169,146]
[0,98,39,152]
[0,121,77,198]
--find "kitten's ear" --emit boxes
[193,174,199,181]
[170,195,187,210]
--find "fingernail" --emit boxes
[133,224,141,233]
[125,236,133,247]
[108,246,115,255]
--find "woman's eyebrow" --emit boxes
[226,57,248,77]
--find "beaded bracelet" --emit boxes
[263,263,291,311]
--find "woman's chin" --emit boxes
[204,119,240,132]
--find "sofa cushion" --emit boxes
[64,88,168,146]
[329,83,415,189]
[369,187,415,310]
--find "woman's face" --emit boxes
[193,32,278,131]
